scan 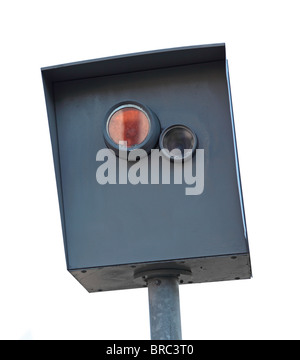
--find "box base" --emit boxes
[70,253,251,292]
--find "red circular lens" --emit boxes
[108,106,150,148]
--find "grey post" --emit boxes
[147,276,182,340]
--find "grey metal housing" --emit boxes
[41,43,251,292]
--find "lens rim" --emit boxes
[103,101,161,158]
[159,124,197,162]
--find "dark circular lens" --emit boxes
[159,125,197,161]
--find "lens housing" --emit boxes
[104,101,160,159]
[159,125,197,162]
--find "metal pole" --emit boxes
[147,276,182,340]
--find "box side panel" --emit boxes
[226,61,249,247]
[41,73,69,266]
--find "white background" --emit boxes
[0,0,299,340]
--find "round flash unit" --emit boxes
[104,101,160,158]
[159,125,197,162]
[107,105,150,148]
